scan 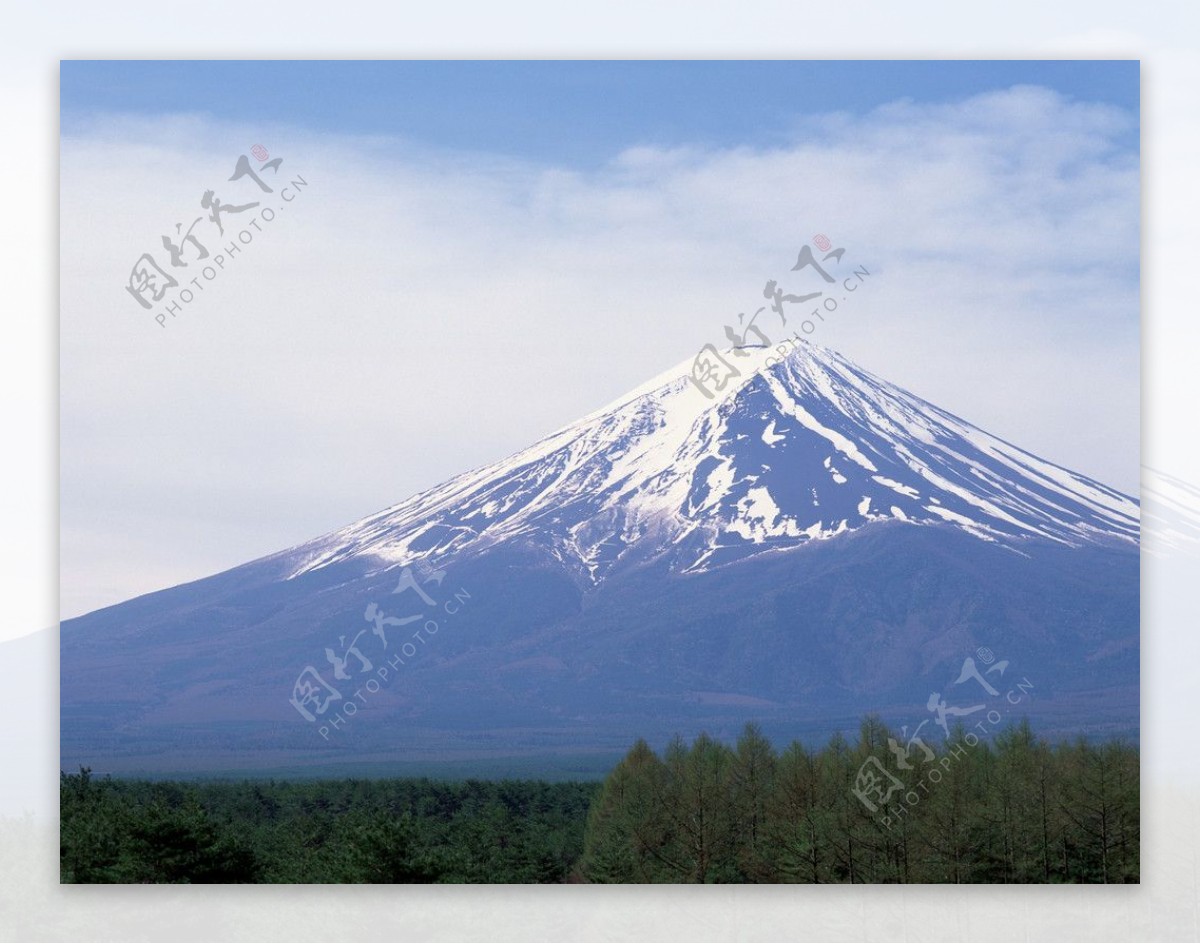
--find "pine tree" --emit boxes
[729,723,778,881]
[764,741,828,882]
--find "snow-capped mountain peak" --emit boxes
[284,341,1139,583]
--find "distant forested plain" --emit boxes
[60,719,1138,884]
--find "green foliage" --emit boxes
[60,719,1139,884]
[60,767,261,883]
[59,770,597,884]
[580,721,1140,884]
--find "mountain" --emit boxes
[60,342,1139,776]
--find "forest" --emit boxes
[579,719,1138,883]
[60,718,1138,883]
[59,771,596,883]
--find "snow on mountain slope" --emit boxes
[281,341,1139,584]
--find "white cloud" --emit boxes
[60,84,1140,617]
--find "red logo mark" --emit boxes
[251,144,269,162]
[813,234,832,253]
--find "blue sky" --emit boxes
[61,60,1139,164]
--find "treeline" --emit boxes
[60,718,1138,884]
[580,719,1139,883]
[60,770,597,883]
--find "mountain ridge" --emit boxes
[273,340,1137,587]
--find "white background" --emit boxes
[3,1,1199,941]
